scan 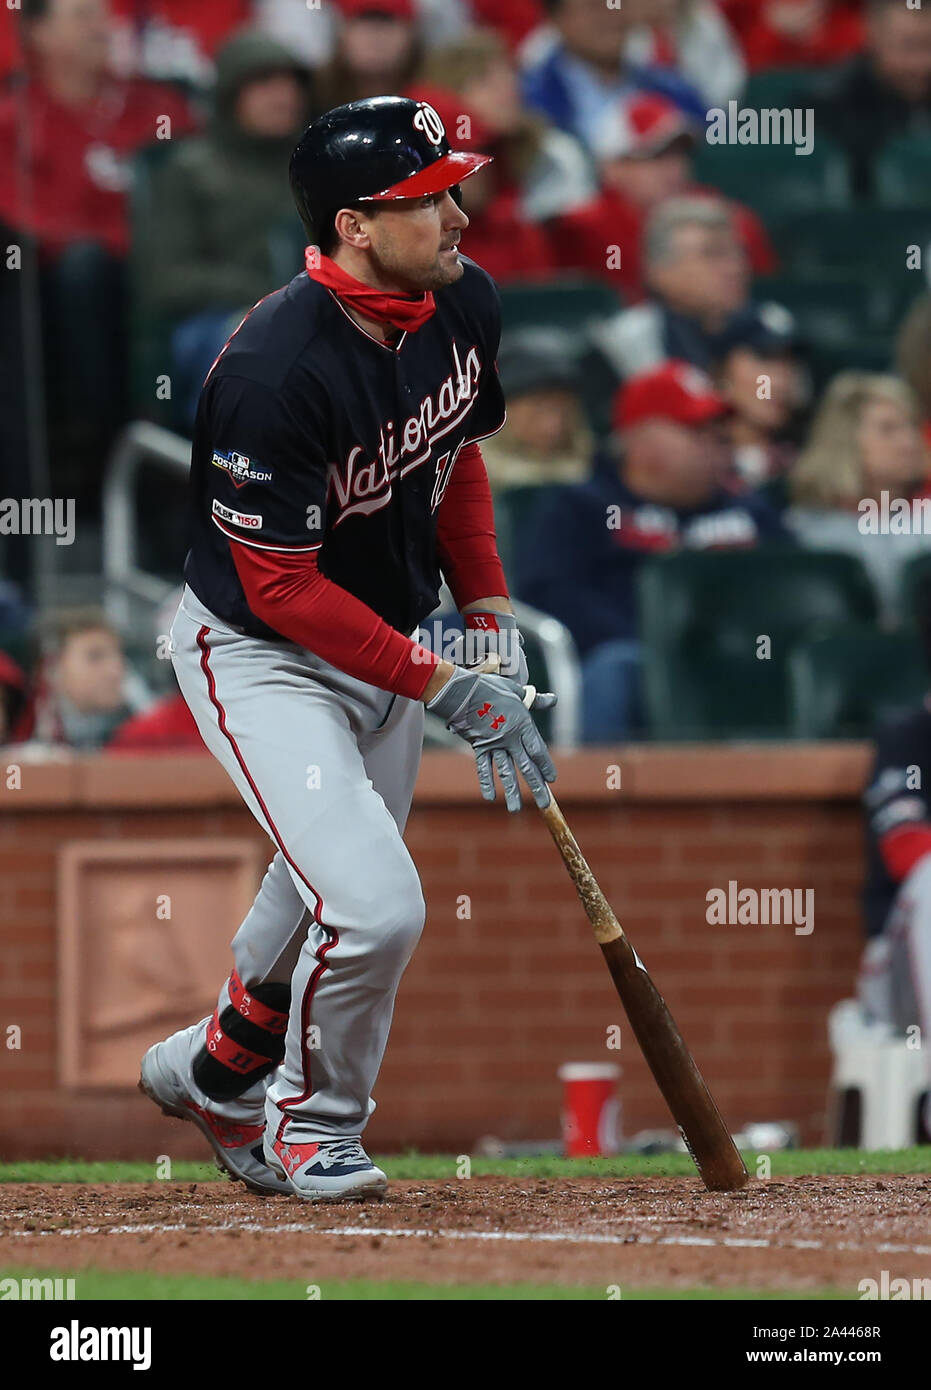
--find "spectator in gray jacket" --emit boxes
[136,30,313,423]
[593,196,793,381]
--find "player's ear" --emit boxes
[333,206,372,251]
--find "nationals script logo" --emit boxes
[327,342,483,525]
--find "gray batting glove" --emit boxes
[427,667,557,812]
[462,612,529,684]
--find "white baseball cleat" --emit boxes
[264,1132,388,1202]
[140,1022,288,1197]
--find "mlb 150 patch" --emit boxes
[212,498,263,530]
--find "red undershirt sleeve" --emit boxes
[230,543,439,701]
[436,442,508,609]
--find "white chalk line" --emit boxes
[3,1221,931,1258]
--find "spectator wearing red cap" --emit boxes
[546,92,776,304]
[592,195,792,382]
[515,360,787,741]
[624,0,746,109]
[312,0,422,111]
[470,0,545,52]
[415,28,595,224]
[722,1,865,70]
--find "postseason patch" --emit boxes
[212,498,263,531]
[211,450,273,487]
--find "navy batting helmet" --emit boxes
[290,95,493,244]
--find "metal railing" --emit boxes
[102,421,191,630]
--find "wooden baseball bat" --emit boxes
[539,790,749,1192]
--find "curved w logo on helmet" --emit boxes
[413,103,446,146]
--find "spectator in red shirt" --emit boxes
[722,1,865,70]
[547,92,776,304]
[0,0,197,503]
[0,0,196,257]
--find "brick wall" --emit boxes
[0,745,873,1158]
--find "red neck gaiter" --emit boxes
[305,248,437,334]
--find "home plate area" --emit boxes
[2,1176,930,1295]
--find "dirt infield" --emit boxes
[2,1175,931,1293]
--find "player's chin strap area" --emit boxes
[192,970,291,1102]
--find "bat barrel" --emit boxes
[601,937,749,1192]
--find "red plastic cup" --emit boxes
[558,1062,621,1156]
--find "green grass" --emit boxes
[1,1147,929,1185]
[0,1267,859,1301]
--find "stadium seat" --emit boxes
[772,206,931,283]
[740,68,813,113]
[898,551,931,624]
[637,549,878,740]
[498,279,622,337]
[806,336,895,393]
[493,484,565,578]
[753,273,894,344]
[0,626,31,673]
[691,134,850,217]
[875,134,931,207]
[787,623,927,739]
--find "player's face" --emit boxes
[363,190,470,293]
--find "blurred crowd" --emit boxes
[2,0,931,749]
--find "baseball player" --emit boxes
[139,96,557,1202]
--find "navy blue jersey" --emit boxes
[184,255,506,639]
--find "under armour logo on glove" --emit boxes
[427,667,558,813]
